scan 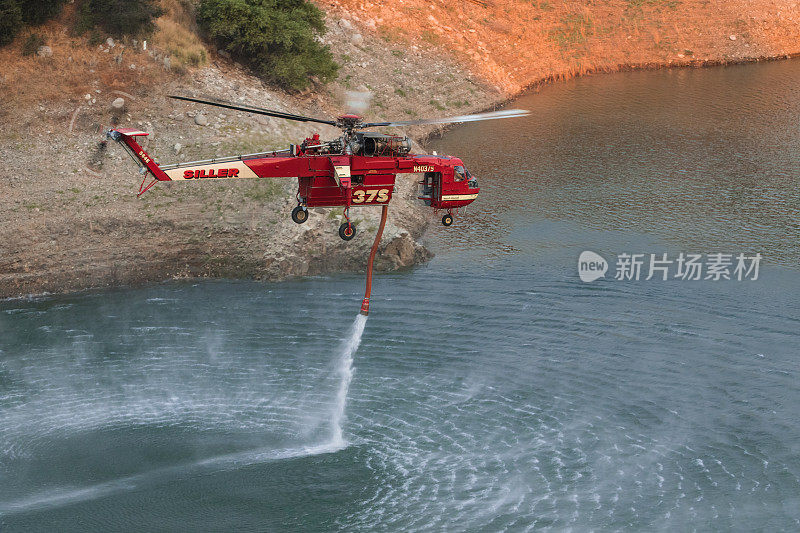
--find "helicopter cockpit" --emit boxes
[454,165,479,188]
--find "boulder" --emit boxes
[194,113,208,126]
[111,97,125,110]
[37,46,52,58]
[383,233,416,267]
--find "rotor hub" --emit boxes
[336,114,363,131]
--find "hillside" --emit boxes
[1,0,798,298]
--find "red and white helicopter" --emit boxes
[107,95,529,240]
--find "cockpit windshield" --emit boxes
[454,165,466,181]
[466,169,478,188]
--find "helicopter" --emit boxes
[106,95,529,241]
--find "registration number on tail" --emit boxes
[352,188,391,204]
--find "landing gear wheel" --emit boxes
[442,213,454,227]
[339,223,356,241]
[291,206,308,224]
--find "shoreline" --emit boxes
[3,2,799,299]
[420,52,800,144]
[4,53,798,301]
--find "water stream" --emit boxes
[330,314,367,447]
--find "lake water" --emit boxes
[2,60,800,531]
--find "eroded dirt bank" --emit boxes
[1,0,799,298]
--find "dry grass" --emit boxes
[0,4,168,108]
[317,0,800,93]
[153,17,208,69]
[153,0,208,69]
[0,0,214,109]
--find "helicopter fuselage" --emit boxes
[110,128,480,213]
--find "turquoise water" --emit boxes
[2,60,800,531]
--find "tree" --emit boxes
[197,0,338,90]
[17,0,65,25]
[79,0,163,38]
[0,0,23,46]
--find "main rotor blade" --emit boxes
[169,95,337,126]
[362,108,530,128]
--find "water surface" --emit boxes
[2,60,800,531]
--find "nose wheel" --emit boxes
[291,206,308,224]
[442,213,454,227]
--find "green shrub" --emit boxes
[76,0,163,38]
[21,32,45,55]
[18,0,66,25]
[0,0,23,46]
[197,0,338,90]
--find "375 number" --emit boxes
[352,188,390,204]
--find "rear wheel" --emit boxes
[442,213,453,227]
[339,222,356,241]
[291,206,308,224]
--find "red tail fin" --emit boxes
[107,128,171,196]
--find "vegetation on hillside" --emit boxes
[0,0,69,45]
[19,0,66,25]
[0,0,24,46]
[1,0,338,91]
[153,0,208,68]
[196,0,338,90]
[1,0,163,49]
[75,0,164,38]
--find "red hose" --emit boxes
[360,205,389,315]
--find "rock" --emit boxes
[174,143,182,154]
[351,33,363,45]
[111,97,125,110]
[729,34,737,40]
[194,113,208,126]
[106,37,115,47]
[163,56,171,70]
[36,46,52,58]
[218,49,230,59]
[339,19,353,31]
[129,63,136,70]
[383,233,416,267]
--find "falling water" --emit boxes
[330,314,367,447]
